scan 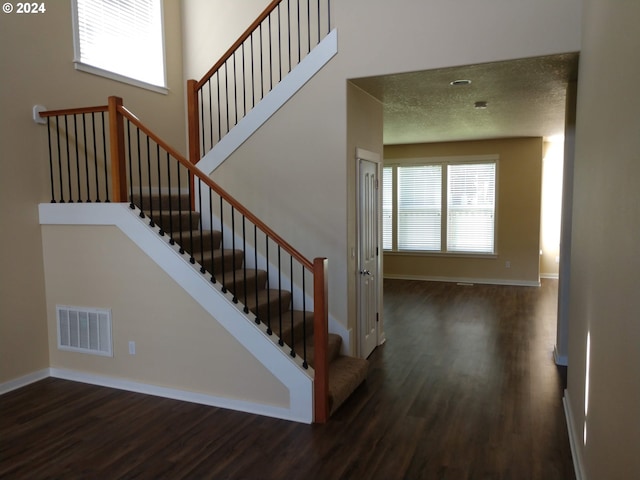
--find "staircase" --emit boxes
[134,191,368,416]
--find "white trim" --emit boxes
[541,272,560,279]
[73,62,169,95]
[554,345,568,366]
[197,29,338,174]
[49,368,304,423]
[383,273,541,287]
[0,369,50,395]
[563,390,586,480]
[39,203,313,423]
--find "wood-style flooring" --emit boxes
[0,279,574,479]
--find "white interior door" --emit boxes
[358,155,380,358]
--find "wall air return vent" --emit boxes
[56,305,113,357]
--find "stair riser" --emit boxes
[223,270,269,299]
[200,250,244,275]
[133,193,191,211]
[151,212,202,236]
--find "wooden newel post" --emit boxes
[108,96,127,202]
[313,257,329,423]
[187,79,200,165]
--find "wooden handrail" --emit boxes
[39,105,108,117]
[195,0,283,90]
[116,102,314,271]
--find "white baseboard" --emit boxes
[541,273,560,279]
[563,390,586,480]
[49,368,311,423]
[0,369,50,395]
[383,273,541,287]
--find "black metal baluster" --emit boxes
[208,80,213,150]
[216,73,222,142]
[220,196,227,293]
[254,225,260,323]
[136,127,144,217]
[231,206,238,302]
[146,136,155,227]
[126,120,135,209]
[251,33,256,109]
[82,114,91,202]
[91,113,100,202]
[56,117,64,203]
[233,53,238,127]
[266,236,272,335]
[177,166,185,253]
[302,266,308,368]
[297,0,301,63]
[268,13,273,91]
[307,0,311,54]
[46,117,55,202]
[157,144,164,236]
[259,24,264,100]
[224,62,230,136]
[277,4,282,82]
[200,87,206,154]
[73,115,81,202]
[198,178,205,273]
[317,0,321,44]
[167,152,175,244]
[101,112,110,202]
[278,246,284,346]
[327,0,331,34]
[209,188,216,283]
[290,256,295,355]
[241,43,246,120]
[188,174,195,264]
[242,216,249,314]
[64,115,73,202]
[287,0,292,73]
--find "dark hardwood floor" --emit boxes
[0,279,574,479]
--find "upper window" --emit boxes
[383,157,497,254]
[72,0,167,92]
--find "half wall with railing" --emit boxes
[40,96,330,423]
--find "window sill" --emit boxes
[383,250,498,260]
[74,62,169,95]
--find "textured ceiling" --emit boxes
[350,53,579,145]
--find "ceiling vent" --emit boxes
[57,305,113,357]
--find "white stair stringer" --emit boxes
[196,29,338,175]
[39,202,314,423]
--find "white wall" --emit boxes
[566,1,640,479]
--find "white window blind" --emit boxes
[397,165,442,251]
[447,163,496,253]
[382,166,393,250]
[73,0,166,89]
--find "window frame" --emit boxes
[383,155,499,257]
[71,0,169,94]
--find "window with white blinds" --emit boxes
[447,163,496,253]
[72,0,166,90]
[382,166,393,250]
[398,165,442,251]
[383,157,497,254]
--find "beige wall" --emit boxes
[346,82,384,351]
[540,140,564,278]
[567,1,640,478]
[182,0,581,335]
[41,225,288,406]
[0,0,185,383]
[383,138,543,285]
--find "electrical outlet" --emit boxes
[128,341,136,355]
[505,261,511,268]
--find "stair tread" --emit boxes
[327,355,369,415]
